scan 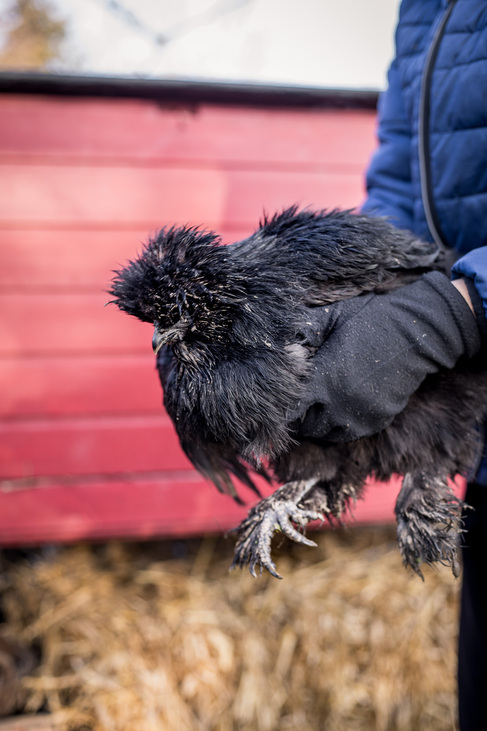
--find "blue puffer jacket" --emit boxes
[362,0,487,483]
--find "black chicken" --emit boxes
[109,207,487,579]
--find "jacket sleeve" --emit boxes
[361,59,415,231]
[452,246,487,338]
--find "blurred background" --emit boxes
[0,3,460,731]
[0,0,400,87]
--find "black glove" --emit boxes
[289,271,482,442]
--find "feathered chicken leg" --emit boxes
[231,479,324,578]
[395,471,465,578]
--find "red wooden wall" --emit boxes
[0,84,407,546]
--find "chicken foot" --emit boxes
[231,479,324,579]
[395,471,465,579]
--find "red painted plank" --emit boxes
[0,165,226,227]
[0,292,151,356]
[0,415,190,479]
[0,228,250,289]
[0,165,365,228]
[0,229,149,289]
[0,474,401,547]
[0,355,161,417]
[0,96,387,541]
[225,170,366,224]
[0,96,376,167]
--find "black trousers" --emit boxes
[458,483,487,731]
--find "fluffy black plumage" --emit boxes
[110,207,487,578]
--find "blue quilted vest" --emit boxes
[363,0,487,483]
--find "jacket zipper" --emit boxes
[418,0,458,248]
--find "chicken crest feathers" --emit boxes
[109,225,237,326]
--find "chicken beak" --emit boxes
[153,318,189,352]
[152,324,167,354]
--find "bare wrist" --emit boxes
[452,278,475,314]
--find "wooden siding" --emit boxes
[0,89,411,546]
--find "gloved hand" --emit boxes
[289,271,483,443]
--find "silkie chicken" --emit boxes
[109,207,487,579]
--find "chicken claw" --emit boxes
[231,490,323,579]
[395,471,464,579]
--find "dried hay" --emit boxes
[0,526,459,730]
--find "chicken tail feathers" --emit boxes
[181,440,267,503]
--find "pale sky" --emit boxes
[3,0,402,90]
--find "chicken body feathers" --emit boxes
[110,207,487,577]
[110,207,443,493]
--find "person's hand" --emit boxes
[290,271,482,443]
